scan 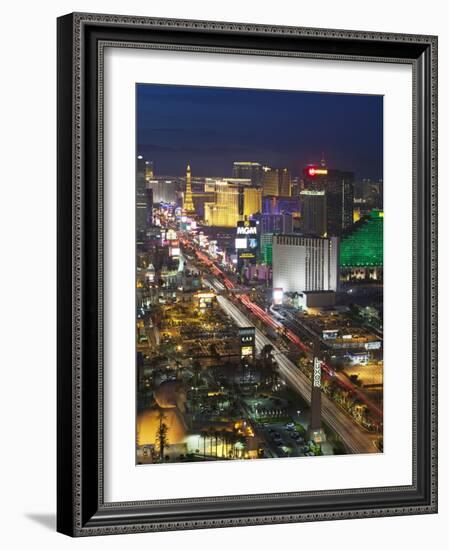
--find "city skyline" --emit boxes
[137,84,383,180]
[135,84,383,465]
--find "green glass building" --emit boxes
[260,233,273,265]
[340,210,383,278]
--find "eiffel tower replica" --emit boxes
[183,163,195,214]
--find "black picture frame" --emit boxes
[57,12,438,536]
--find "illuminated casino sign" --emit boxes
[273,288,283,305]
[241,346,254,358]
[239,327,256,359]
[307,167,328,177]
[236,220,259,266]
[237,225,258,235]
[313,357,322,388]
[247,236,258,249]
[238,251,256,260]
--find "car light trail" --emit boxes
[185,241,381,422]
[216,294,375,455]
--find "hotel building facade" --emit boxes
[272,234,339,293]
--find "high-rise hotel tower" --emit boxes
[272,234,339,294]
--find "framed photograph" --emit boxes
[57,12,438,536]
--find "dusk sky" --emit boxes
[137,84,383,180]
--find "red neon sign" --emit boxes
[307,167,328,176]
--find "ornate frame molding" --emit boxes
[57,12,437,537]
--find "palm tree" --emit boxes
[215,430,222,457]
[155,410,169,463]
[219,430,226,458]
[220,429,229,458]
[192,360,202,388]
[234,434,247,459]
[209,427,215,456]
[231,427,241,458]
[200,430,207,458]
[228,430,237,458]
[261,343,274,362]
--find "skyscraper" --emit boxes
[262,167,279,196]
[272,234,339,293]
[261,167,291,197]
[204,179,261,227]
[146,188,153,227]
[300,190,327,237]
[204,181,241,227]
[243,187,262,217]
[145,160,154,181]
[258,213,293,235]
[183,163,195,213]
[232,162,263,185]
[278,168,292,197]
[146,179,178,204]
[136,155,149,236]
[303,164,354,236]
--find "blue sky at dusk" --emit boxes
[137,84,383,180]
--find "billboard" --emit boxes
[236,220,258,266]
[241,346,254,358]
[273,288,283,305]
[238,251,256,260]
[247,237,258,250]
[195,291,215,309]
[235,238,247,249]
[238,326,256,359]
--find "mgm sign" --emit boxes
[236,220,259,268]
[238,326,256,360]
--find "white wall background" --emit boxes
[0,0,445,547]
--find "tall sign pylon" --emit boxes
[308,337,327,444]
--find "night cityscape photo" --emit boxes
[135,84,384,465]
